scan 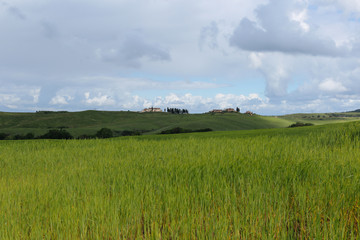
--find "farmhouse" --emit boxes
[245,111,254,116]
[210,108,237,113]
[142,107,162,113]
[210,109,223,113]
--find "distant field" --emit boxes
[280,111,360,124]
[1,122,360,238]
[0,111,293,137]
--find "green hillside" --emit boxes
[1,110,360,138]
[0,111,292,137]
[280,111,360,124]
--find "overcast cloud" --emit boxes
[230,0,348,57]
[1,0,360,114]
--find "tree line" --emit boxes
[0,128,146,140]
[0,130,73,140]
[166,108,189,114]
[160,127,212,134]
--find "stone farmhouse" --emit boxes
[210,108,236,113]
[210,109,223,113]
[141,107,162,113]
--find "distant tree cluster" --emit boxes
[13,133,35,140]
[77,128,113,139]
[0,127,149,140]
[121,130,141,136]
[288,122,314,128]
[160,127,212,134]
[166,108,189,114]
[38,129,73,139]
[95,128,113,138]
[0,129,73,140]
[0,132,35,140]
[77,128,147,139]
[36,111,68,114]
[0,133,9,140]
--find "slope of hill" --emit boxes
[0,111,292,137]
[279,111,360,124]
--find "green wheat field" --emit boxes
[1,122,360,239]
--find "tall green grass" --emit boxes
[0,122,360,239]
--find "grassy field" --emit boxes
[0,111,293,137]
[1,121,360,238]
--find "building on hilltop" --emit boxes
[210,108,237,113]
[141,107,162,113]
[224,108,236,112]
[210,109,223,113]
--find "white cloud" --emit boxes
[76,76,226,91]
[249,52,263,69]
[0,85,40,109]
[230,0,348,56]
[247,52,293,100]
[331,0,360,14]
[95,32,171,68]
[290,9,310,32]
[84,92,115,106]
[199,21,219,50]
[214,93,264,109]
[319,78,347,92]
[50,95,73,105]
[0,94,21,109]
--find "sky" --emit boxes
[1,0,360,115]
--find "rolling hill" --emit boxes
[0,110,292,137]
[0,110,359,138]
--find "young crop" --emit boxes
[0,122,360,239]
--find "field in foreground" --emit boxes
[1,122,360,239]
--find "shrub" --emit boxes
[161,127,213,134]
[0,132,34,140]
[192,128,213,133]
[288,122,314,128]
[25,133,35,139]
[121,130,141,136]
[13,134,24,140]
[0,133,9,140]
[161,127,191,134]
[39,129,73,139]
[96,128,113,138]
